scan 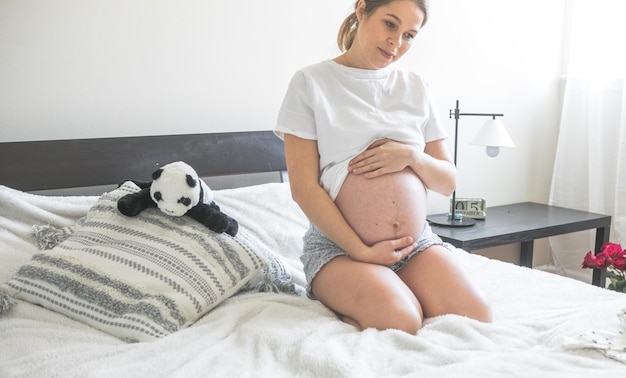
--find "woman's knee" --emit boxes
[381,301,424,334]
[345,300,423,334]
[469,297,493,323]
[352,287,424,334]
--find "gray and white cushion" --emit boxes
[0,182,264,342]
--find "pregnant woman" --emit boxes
[275,0,491,334]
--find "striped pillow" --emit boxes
[0,182,264,342]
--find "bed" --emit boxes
[0,131,624,377]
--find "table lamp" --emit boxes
[427,100,515,227]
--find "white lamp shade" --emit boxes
[469,119,515,148]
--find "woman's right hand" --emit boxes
[352,237,417,266]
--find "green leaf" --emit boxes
[607,279,626,293]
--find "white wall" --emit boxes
[0,0,349,140]
[1,0,566,263]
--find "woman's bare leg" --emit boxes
[398,245,492,322]
[311,256,424,334]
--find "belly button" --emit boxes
[392,221,401,229]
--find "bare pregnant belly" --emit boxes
[335,168,427,246]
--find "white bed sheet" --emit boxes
[1,183,625,377]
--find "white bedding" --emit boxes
[1,183,625,377]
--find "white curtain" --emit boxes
[549,0,626,283]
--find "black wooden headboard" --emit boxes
[0,131,286,191]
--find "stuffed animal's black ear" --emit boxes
[152,168,164,180]
[186,174,197,187]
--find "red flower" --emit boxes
[582,242,626,292]
[582,251,598,269]
[595,252,612,269]
[613,255,626,271]
[581,242,626,272]
[602,242,624,258]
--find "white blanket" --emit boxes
[1,184,625,377]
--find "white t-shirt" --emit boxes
[275,60,447,200]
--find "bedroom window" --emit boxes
[549,0,626,283]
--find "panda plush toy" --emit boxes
[117,161,238,237]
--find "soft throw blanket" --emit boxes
[1,184,625,377]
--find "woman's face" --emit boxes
[351,0,425,69]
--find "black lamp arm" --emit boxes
[450,110,504,119]
[450,99,503,120]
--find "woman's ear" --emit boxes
[355,0,366,22]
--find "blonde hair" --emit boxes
[337,0,429,52]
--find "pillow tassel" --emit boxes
[0,293,14,314]
[252,267,301,295]
[253,269,279,293]
[33,224,73,250]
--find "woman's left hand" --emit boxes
[348,139,416,178]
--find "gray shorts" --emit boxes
[300,222,444,297]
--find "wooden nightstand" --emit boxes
[428,202,612,287]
